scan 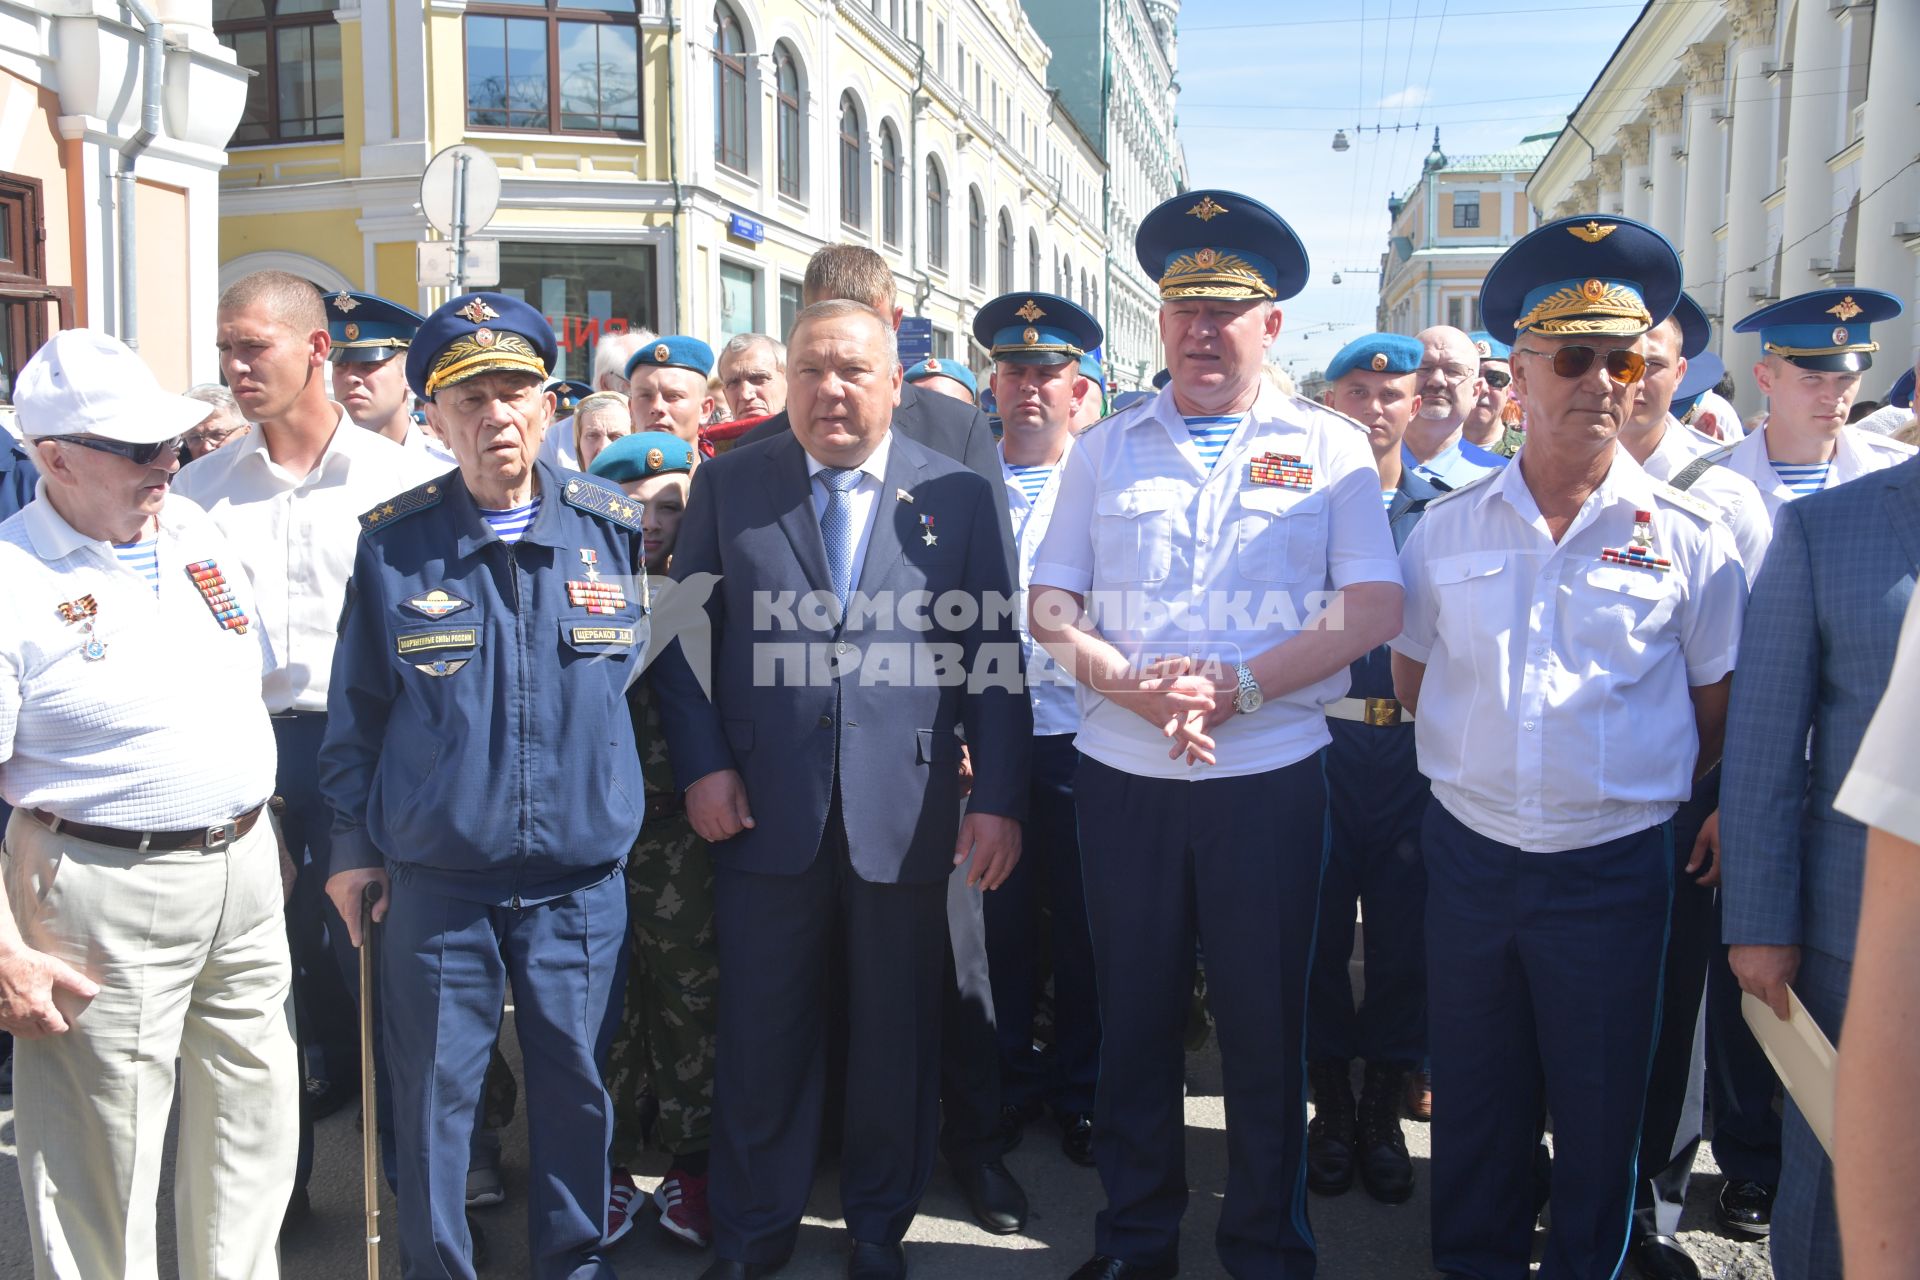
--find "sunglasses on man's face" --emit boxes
[1482,368,1512,390]
[1514,345,1646,386]
[47,435,184,466]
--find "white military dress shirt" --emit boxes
[1638,417,1773,578]
[0,488,277,828]
[1032,384,1402,781]
[1719,421,1915,524]
[1000,438,1079,738]
[171,405,446,713]
[1393,448,1746,853]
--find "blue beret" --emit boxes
[1890,366,1915,411]
[587,431,695,483]
[904,357,977,398]
[1668,292,1711,360]
[1480,214,1680,345]
[625,335,715,379]
[406,293,557,399]
[1734,288,1904,374]
[1151,367,1170,390]
[971,292,1103,366]
[1467,330,1511,361]
[1079,344,1104,383]
[1326,333,1423,383]
[1670,350,1725,419]
[326,291,423,364]
[548,379,594,414]
[1135,189,1309,303]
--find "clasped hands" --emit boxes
[1120,655,1239,766]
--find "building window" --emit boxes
[935,20,946,80]
[839,95,867,230]
[774,44,802,199]
[495,240,658,383]
[713,3,749,172]
[933,328,953,360]
[968,187,985,288]
[926,158,947,271]
[215,0,345,144]
[1029,231,1041,291]
[997,210,1014,295]
[0,172,66,396]
[719,260,757,337]
[778,276,804,340]
[880,124,902,248]
[1452,190,1481,229]
[1446,295,1479,329]
[461,0,640,135]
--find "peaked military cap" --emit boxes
[548,379,594,414]
[1480,214,1680,345]
[1325,333,1423,383]
[1889,366,1915,411]
[1733,288,1904,373]
[904,357,978,399]
[1467,330,1511,362]
[407,292,557,399]
[1670,350,1725,420]
[971,292,1103,366]
[587,430,695,484]
[326,291,424,364]
[1668,292,1711,360]
[1135,189,1309,303]
[625,335,715,380]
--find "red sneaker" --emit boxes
[604,1167,641,1247]
[653,1168,712,1248]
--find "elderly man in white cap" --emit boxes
[0,330,296,1280]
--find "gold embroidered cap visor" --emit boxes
[406,292,559,399]
[1512,277,1654,338]
[422,330,548,398]
[1156,248,1280,301]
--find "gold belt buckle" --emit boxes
[1363,697,1403,727]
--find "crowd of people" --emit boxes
[0,182,1918,1280]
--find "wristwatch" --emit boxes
[1233,662,1262,715]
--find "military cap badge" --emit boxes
[458,298,499,324]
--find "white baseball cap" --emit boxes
[15,329,213,445]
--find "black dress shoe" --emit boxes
[1066,1255,1178,1280]
[1306,1058,1356,1196]
[1356,1063,1414,1204]
[1628,1232,1700,1280]
[1716,1180,1774,1238]
[952,1158,1028,1234]
[700,1261,783,1280]
[848,1240,906,1280]
[1059,1112,1095,1167]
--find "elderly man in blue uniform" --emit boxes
[1718,289,1920,1280]
[1303,332,1438,1209]
[971,291,1105,1168]
[1030,190,1404,1280]
[1392,215,1747,1280]
[626,336,716,446]
[904,357,979,406]
[319,293,672,1280]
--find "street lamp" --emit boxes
[1332,129,1350,153]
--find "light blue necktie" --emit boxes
[818,467,862,608]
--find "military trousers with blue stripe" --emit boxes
[1076,752,1327,1280]
[1425,802,1672,1280]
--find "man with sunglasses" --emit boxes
[0,330,297,1279]
[1402,324,1509,490]
[1391,214,1748,1280]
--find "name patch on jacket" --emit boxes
[570,626,635,646]
[396,627,479,656]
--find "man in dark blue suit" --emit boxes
[657,299,1032,1280]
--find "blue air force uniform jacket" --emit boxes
[319,461,660,905]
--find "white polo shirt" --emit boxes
[1032,384,1401,780]
[1393,448,1746,852]
[172,404,447,713]
[1001,437,1079,738]
[1720,421,1915,524]
[0,488,277,828]
[1639,416,1772,579]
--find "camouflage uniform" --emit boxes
[604,681,718,1165]
[1493,423,1526,458]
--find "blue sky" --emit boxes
[1174,0,1646,379]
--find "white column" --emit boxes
[1620,126,1651,223]
[1722,0,1778,404]
[1647,86,1686,245]
[1594,152,1624,215]
[1855,0,1920,300]
[1778,1,1843,296]
[1678,43,1726,310]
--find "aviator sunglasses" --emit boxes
[1513,346,1646,386]
[45,434,185,466]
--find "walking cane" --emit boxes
[359,881,383,1279]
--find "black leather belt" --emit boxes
[28,803,268,852]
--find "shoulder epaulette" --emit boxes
[359,478,446,533]
[561,475,645,531]
[1651,481,1717,523]
[1075,397,1153,436]
[1297,397,1371,435]
[1424,469,1498,508]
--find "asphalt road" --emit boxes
[0,1021,1775,1280]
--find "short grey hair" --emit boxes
[789,300,898,371]
[593,329,659,388]
[574,391,629,423]
[183,383,240,416]
[718,332,786,373]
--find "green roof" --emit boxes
[1400,131,1560,199]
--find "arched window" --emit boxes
[996,210,1014,295]
[774,44,802,199]
[712,3,748,173]
[879,124,902,248]
[1028,231,1041,291]
[968,186,985,288]
[925,158,948,271]
[838,93,864,229]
